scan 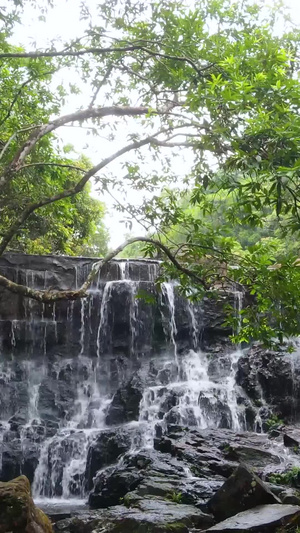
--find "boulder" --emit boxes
[208,464,280,521]
[283,428,300,448]
[89,469,142,508]
[280,488,300,505]
[85,428,135,490]
[206,503,300,532]
[88,447,188,509]
[0,475,53,532]
[105,375,143,426]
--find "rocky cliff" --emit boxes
[0,252,299,514]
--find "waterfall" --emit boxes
[96,282,113,357]
[0,254,292,504]
[161,282,178,363]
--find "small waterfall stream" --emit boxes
[0,255,299,504]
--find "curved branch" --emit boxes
[17,162,87,173]
[0,237,207,302]
[0,129,173,254]
[0,105,150,191]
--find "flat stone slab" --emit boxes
[36,498,89,521]
[207,504,300,532]
[55,498,214,532]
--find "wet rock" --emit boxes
[89,469,142,508]
[0,475,53,532]
[154,428,239,481]
[222,444,280,468]
[85,428,135,490]
[8,410,27,431]
[105,375,143,425]
[89,447,190,509]
[280,488,300,505]
[207,503,300,532]
[208,464,280,521]
[0,434,22,481]
[37,500,89,523]
[134,475,184,501]
[283,428,300,448]
[265,482,288,496]
[21,442,40,484]
[199,392,233,430]
[55,499,214,533]
[236,346,300,421]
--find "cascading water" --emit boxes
[139,290,246,442]
[0,254,299,506]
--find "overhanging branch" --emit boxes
[0,44,213,77]
[0,105,150,191]
[0,237,207,302]
[0,129,179,254]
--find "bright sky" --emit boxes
[10,0,300,247]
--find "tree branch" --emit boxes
[0,124,42,161]
[17,162,87,173]
[0,105,150,191]
[89,63,114,108]
[0,44,213,77]
[0,237,207,302]
[151,139,194,148]
[0,129,174,254]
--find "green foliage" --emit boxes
[0,36,109,256]
[221,443,235,456]
[269,467,300,487]
[119,494,132,508]
[265,414,284,431]
[166,491,183,504]
[136,289,156,305]
[293,446,300,455]
[164,524,187,532]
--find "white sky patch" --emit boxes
[9,0,300,247]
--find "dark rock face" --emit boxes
[87,427,287,513]
[53,425,300,531]
[85,427,138,491]
[89,469,142,508]
[105,375,143,426]
[236,345,300,422]
[0,253,233,357]
[283,428,300,448]
[208,465,280,521]
[280,489,300,505]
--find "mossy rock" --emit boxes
[0,475,53,533]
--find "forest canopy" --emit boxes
[1,0,300,345]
